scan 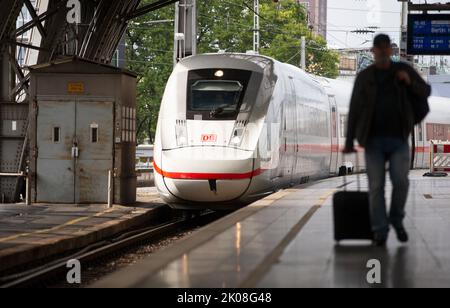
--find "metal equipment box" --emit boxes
[29,57,137,205]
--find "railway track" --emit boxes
[0,210,226,288]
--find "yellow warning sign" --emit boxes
[68,82,85,94]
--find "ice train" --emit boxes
[153,53,450,209]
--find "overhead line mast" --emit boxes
[253,0,260,53]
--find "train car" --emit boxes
[153,53,450,210]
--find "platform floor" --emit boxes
[95,171,450,288]
[0,188,164,273]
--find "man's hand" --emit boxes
[343,147,357,154]
[397,70,411,86]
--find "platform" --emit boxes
[95,171,450,288]
[0,188,165,273]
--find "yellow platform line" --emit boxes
[0,208,116,244]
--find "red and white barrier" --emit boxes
[430,141,450,173]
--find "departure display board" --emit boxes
[408,14,450,55]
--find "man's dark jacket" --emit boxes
[346,62,431,149]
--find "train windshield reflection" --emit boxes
[190,80,243,114]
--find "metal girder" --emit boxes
[23,0,47,38]
[37,0,71,63]
[0,0,24,56]
[127,0,178,20]
[15,2,63,37]
[0,0,187,203]
[79,0,141,63]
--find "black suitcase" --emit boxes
[333,155,373,242]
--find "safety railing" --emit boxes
[430,141,450,173]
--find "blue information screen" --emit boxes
[408,14,450,55]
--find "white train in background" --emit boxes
[153,53,450,210]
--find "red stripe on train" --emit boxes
[153,162,264,180]
[154,144,430,180]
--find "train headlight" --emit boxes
[231,136,241,145]
[175,120,188,147]
[214,70,224,78]
[178,136,187,145]
[229,128,244,147]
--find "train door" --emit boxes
[328,96,339,175]
[288,78,298,183]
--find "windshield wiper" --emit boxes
[210,107,225,118]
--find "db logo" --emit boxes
[201,134,217,142]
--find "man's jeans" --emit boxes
[365,138,410,239]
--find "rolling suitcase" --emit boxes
[333,155,373,242]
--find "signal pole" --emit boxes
[300,36,306,70]
[400,1,411,63]
[174,0,197,66]
[253,0,260,53]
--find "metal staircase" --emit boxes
[0,102,28,202]
[0,0,27,202]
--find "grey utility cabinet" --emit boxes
[29,57,137,205]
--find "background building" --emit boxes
[298,0,328,38]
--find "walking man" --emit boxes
[344,34,431,246]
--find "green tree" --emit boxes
[126,2,175,143]
[127,0,339,143]
[197,0,338,77]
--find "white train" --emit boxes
[153,53,450,210]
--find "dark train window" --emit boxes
[91,126,98,143]
[191,81,243,112]
[53,127,61,143]
[187,69,254,120]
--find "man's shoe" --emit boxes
[373,238,387,247]
[395,227,409,243]
[373,234,388,247]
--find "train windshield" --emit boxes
[191,81,243,115]
[187,69,253,120]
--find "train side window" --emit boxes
[53,127,61,143]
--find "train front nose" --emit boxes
[155,147,256,204]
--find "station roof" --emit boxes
[29,57,137,78]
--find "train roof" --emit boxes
[178,53,276,73]
[179,53,341,86]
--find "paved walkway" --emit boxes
[95,171,450,288]
[0,188,164,273]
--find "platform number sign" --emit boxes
[67,0,81,24]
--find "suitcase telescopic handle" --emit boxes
[343,151,361,191]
